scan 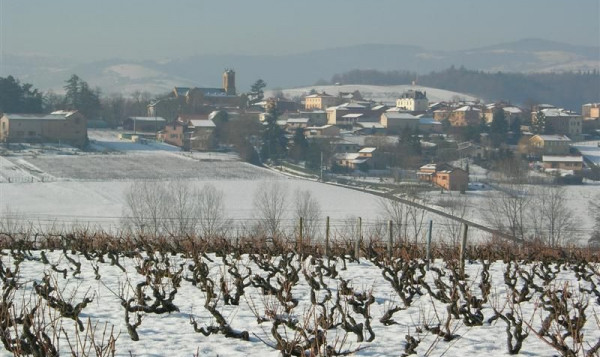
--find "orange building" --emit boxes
[418,163,469,191]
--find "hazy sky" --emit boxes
[1,0,599,61]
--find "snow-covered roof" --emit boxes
[359,147,377,153]
[342,113,363,118]
[338,102,366,109]
[535,135,571,142]
[306,92,333,98]
[542,155,583,163]
[306,125,334,130]
[4,111,78,120]
[127,116,167,123]
[287,118,310,124]
[384,112,419,120]
[189,119,215,128]
[454,105,481,112]
[503,107,522,114]
[541,108,580,117]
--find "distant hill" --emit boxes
[326,67,599,111]
[2,38,598,102]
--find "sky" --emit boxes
[1,0,599,61]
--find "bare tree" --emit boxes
[253,181,288,238]
[122,181,169,237]
[196,184,230,238]
[163,180,198,237]
[530,186,578,246]
[293,189,322,242]
[377,197,406,233]
[483,184,531,241]
[435,195,469,246]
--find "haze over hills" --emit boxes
[2,38,598,96]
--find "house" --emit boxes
[0,110,87,147]
[447,106,482,126]
[123,117,167,132]
[532,108,582,139]
[305,92,338,110]
[542,155,584,172]
[483,104,523,126]
[333,153,365,171]
[285,118,311,133]
[354,122,386,135]
[357,147,385,169]
[582,103,600,119]
[380,112,420,133]
[417,163,469,191]
[326,102,370,127]
[528,134,572,155]
[160,116,216,151]
[396,90,428,112]
[304,125,340,138]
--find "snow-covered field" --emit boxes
[0,129,597,244]
[268,84,480,105]
[1,248,598,356]
[0,130,384,233]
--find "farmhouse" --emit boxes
[418,163,469,191]
[160,115,216,151]
[542,155,584,172]
[0,110,87,147]
[528,134,572,155]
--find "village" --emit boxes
[2,69,599,192]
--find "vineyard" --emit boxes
[0,232,598,356]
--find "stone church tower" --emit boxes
[223,69,236,96]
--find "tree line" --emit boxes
[0,74,155,127]
[329,67,600,111]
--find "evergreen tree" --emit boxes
[489,108,508,147]
[63,74,101,118]
[260,100,287,161]
[288,128,309,162]
[0,76,43,113]
[248,79,266,106]
[531,110,546,134]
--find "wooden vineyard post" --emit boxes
[387,220,393,260]
[299,217,304,258]
[426,220,432,271]
[325,216,330,258]
[354,217,362,261]
[460,223,468,275]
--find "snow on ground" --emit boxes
[0,130,597,243]
[0,130,384,233]
[268,84,480,105]
[3,250,599,356]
